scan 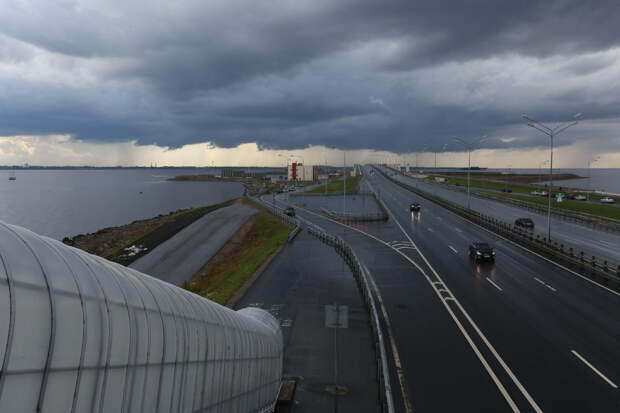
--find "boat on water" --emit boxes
[8,168,16,181]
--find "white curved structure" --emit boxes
[0,221,283,413]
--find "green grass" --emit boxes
[183,201,291,305]
[477,190,620,221]
[431,175,534,194]
[306,175,360,194]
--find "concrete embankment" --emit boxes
[130,203,257,285]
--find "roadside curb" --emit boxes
[226,240,288,309]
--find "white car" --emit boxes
[539,191,548,196]
[600,197,615,204]
[530,191,541,196]
[574,194,587,201]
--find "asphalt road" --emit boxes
[234,231,379,412]
[387,168,620,264]
[270,169,620,412]
[130,203,256,285]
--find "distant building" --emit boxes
[287,163,318,181]
[266,174,287,183]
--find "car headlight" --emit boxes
[492,252,496,255]
[476,252,481,255]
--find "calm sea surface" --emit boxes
[0,168,244,239]
[489,168,620,195]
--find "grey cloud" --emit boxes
[1,0,620,155]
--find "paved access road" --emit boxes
[130,203,256,285]
[235,231,379,412]
[386,167,620,264]
[271,168,620,412]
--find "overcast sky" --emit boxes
[1,0,620,167]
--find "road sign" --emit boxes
[556,193,564,203]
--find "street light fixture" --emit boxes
[587,156,600,201]
[523,113,581,241]
[452,136,488,209]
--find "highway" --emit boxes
[268,166,620,412]
[387,168,620,264]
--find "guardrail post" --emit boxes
[603,261,608,272]
[591,256,596,267]
[569,247,574,257]
[580,251,584,262]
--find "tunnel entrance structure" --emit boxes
[0,221,283,413]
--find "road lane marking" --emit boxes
[366,179,536,413]
[571,350,618,388]
[534,277,557,292]
[449,246,458,254]
[455,228,462,233]
[368,174,543,413]
[427,227,434,233]
[486,278,503,292]
[376,168,620,298]
[272,178,540,412]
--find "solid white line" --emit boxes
[449,246,458,254]
[571,350,618,388]
[369,174,543,413]
[274,187,520,412]
[545,284,557,292]
[383,171,620,298]
[486,278,503,292]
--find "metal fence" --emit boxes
[254,196,395,413]
[379,168,620,291]
[0,221,283,413]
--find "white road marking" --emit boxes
[455,228,462,233]
[534,277,557,292]
[486,278,503,292]
[449,246,458,254]
[571,350,618,388]
[427,227,434,233]
[272,178,540,413]
[366,180,538,413]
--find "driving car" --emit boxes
[600,197,616,204]
[469,242,495,261]
[514,217,535,229]
[410,202,421,212]
[283,207,296,217]
[574,194,587,201]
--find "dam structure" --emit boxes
[0,221,283,413]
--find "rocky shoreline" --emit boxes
[62,199,237,266]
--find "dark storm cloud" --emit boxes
[1,0,620,152]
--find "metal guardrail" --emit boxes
[304,226,395,413]
[378,168,620,291]
[398,173,620,234]
[253,195,395,413]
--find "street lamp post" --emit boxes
[452,136,487,209]
[523,113,581,241]
[587,156,599,201]
[538,160,548,186]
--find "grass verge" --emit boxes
[182,199,292,305]
[477,190,620,221]
[306,175,360,194]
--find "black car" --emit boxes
[501,188,513,193]
[283,207,295,217]
[514,218,534,229]
[410,203,421,212]
[469,242,495,261]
